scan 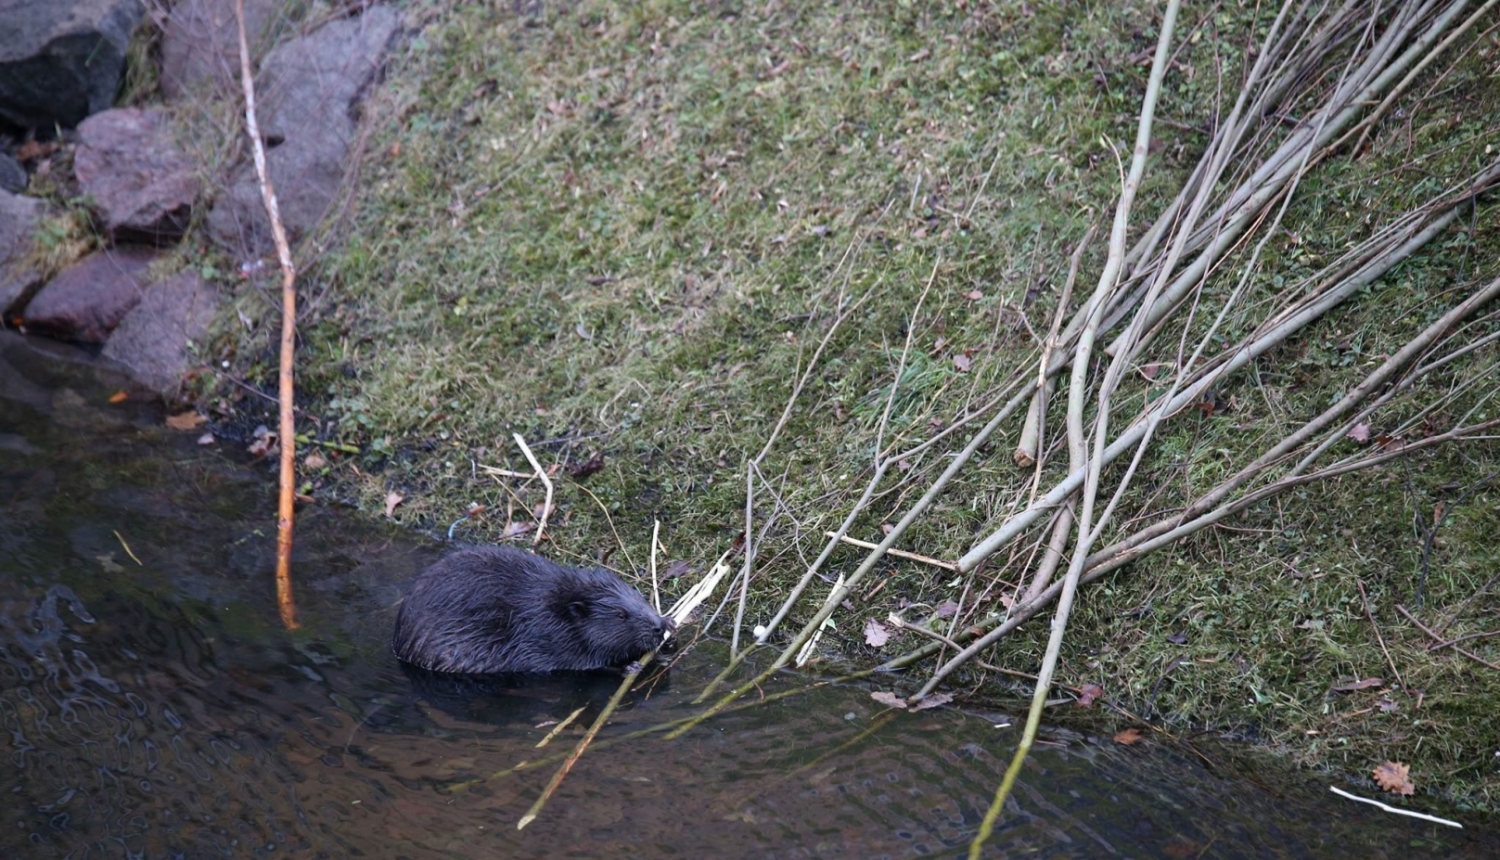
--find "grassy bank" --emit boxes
[207,0,1500,807]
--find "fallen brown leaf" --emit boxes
[383,491,404,517]
[500,521,536,539]
[864,618,891,648]
[1373,761,1415,796]
[871,691,907,709]
[15,139,58,162]
[166,411,206,430]
[953,352,973,372]
[108,390,129,404]
[912,692,953,711]
[1113,727,1145,745]
[1347,422,1372,443]
[246,431,276,458]
[1076,683,1104,708]
[568,451,606,478]
[303,452,328,469]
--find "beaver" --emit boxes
[391,545,675,674]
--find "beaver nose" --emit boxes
[658,616,678,652]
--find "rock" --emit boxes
[74,108,202,243]
[0,152,25,192]
[158,0,284,100]
[208,6,399,256]
[0,0,145,133]
[102,270,218,392]
[0,190,46,316]
[21,246,158,343]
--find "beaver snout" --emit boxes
[658,616,679,654]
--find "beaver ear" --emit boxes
[563,601,590,622]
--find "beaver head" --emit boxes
[547,566,677,667]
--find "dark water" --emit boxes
[1,330,1494,859]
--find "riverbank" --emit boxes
[7,0,1499,810]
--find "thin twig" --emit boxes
[1356,580,1405,692]
[1328,786,1463,828]
[1397,604,1500,671]
[512,433,553,547]
[822,532,957,571]
[235,0,299,630]
[517,653,657,830]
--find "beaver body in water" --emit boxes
[391,546,674,674]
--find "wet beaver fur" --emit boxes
[391,546,675,674]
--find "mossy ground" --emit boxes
[200,1,1500,808]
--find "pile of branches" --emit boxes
[475,0,1500,838]
[676,0,1500,840]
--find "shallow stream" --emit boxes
[1,331,1493,858]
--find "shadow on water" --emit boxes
[0,330,1495,859]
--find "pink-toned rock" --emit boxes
[102,269,218,392]
[21,246,159,343]
[74,108,202,242]
[0,190,47,316]
[158,0,285,100]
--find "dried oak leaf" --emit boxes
[953,352,973,372]
[871,691,908,709]
[1373,761,1415,796]
[864,618,891,648]
[1347,422,1372,444]
[1113,727,1145,745]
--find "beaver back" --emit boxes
[392,546,672,674]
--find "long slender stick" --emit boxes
[518,653,655,830]
[235,0,299,630]
[967,7,1181,857]
[512,433,554,546]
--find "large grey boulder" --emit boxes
[75,107,202,242]
[158,0,284,100]
[102,269,218,392]
[21,246,158,343]
[208,5,399,256]
[0,190,46,315]
[0,0,145,132]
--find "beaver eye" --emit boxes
[618,609,629,620]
